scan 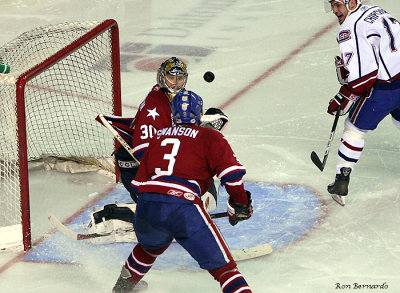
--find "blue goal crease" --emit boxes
[24,182,324,270]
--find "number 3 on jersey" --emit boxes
[155,138,181,176]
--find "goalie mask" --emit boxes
[171,90,203,125]
[157,57,188,96]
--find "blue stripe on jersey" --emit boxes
[153,175,201,194]
[220,170,246,185]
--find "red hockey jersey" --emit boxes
[130,84,174,159]
[132,125,249,205]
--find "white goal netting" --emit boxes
[0,20,120,250]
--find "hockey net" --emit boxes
[0,19,121,251]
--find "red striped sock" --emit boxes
[219,269,252,293]
[209,262,252,293]
[124,243,168,283]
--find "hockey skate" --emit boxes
[112,266,148,293]
[327,167,351,206]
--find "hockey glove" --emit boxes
[327,85,359,116]
[335,56,349,86]
[227,191,253,226]
[200,107,229,132]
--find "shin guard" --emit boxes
[337,120,366,173]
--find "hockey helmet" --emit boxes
[157,57,188,95]
[171,90,203,125]
[325,0,362,13]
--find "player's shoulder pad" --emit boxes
[140,87,166,109]
[152,84,162,92]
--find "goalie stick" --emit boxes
[98,114,140,164]
[310,109,340,171]
[231,243,273,261]
[48,213,272,260]
[48,212,228,241]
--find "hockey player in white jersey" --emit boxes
[325,0,400,205]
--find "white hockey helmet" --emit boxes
[325,0,362,13]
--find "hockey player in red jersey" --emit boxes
[113,57,188,202]
[104,57,228,203]
[325,0,400,205]
[112,90,253,293]
[91,58,228,241]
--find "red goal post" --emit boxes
[0,19,122,251]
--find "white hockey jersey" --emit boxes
[337,5,400,95]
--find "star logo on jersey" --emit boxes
[146,107,160,120]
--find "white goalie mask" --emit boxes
[157,57,188,95]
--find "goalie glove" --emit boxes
[335,56,349,86]
[227,191,253,226]
[327,85,359,116]
[200,107,229,132]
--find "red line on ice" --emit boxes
[219,20,337,109]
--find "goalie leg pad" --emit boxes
[87,203,137,244]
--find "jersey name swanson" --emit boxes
[156,126,199,139]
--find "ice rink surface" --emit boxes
[1,0,400,292]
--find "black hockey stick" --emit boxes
[210,211,228,219]
[310,109,340,171]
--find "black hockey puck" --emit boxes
[203,71,215,83]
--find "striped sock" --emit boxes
[336,126,365,173]
[124,243,167,283]
[220,269,252,293]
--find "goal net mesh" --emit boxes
[0,20,120,249]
